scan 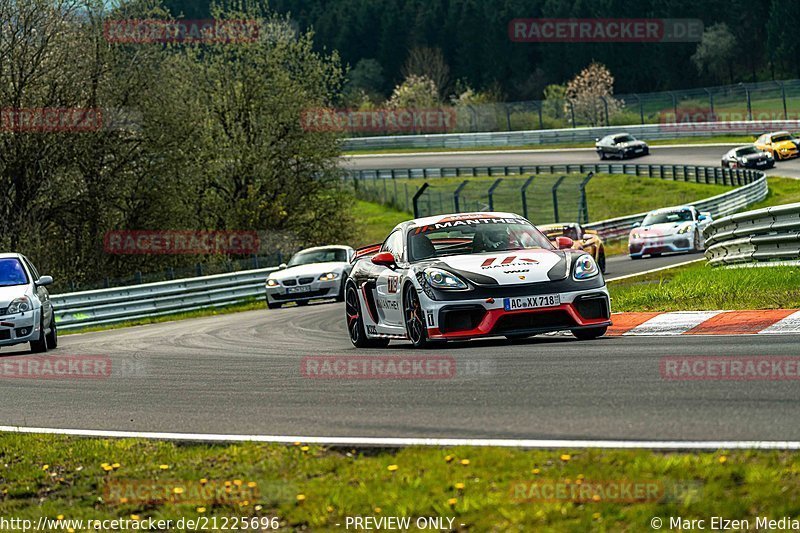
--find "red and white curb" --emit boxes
[609,310,800,336]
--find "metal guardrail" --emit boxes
[704,202,800,267]
[343,120,800,151]
[52,267,277,331]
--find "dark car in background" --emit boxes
[721,145,774,169]
[595,133,650,160]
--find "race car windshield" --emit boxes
[407,219,553,262]
[614,135,635,143]
[736,147,759,156]
[287,248,347,266]
[642,210,693,225]
[0,258,28,287]
[772,134,792,142]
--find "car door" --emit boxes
[374,230,406,328]
[23,256,51,326]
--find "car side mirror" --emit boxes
[371,252,397,268]
[278,263,287,270]
[698,214,707,221]
[35,275,53,287]
[582,234,592,240]
[632,221,641,228]
[555,236,574,250]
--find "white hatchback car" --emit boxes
[628,206,713,259]
[265,246,355,309]
[0,253,57,352]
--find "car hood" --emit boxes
[0,284,30,308]
[268,262,347,280]
[773,140,797,151]
[619,140,647,148]
[742,152,769,160]
[423,249,573,285]
[635,222,690,236]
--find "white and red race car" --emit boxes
[345,212,611,348]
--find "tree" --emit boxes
[343,58,385,105]
[766,0,800,77]
[402,47,450,99]
[386,75,439,109]
[691,23,737,84]
[564,62,621,127]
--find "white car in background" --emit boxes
[265,246,354,309]
[628,206,713,259]
[0,253,57,353]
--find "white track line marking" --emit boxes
[346,143,740,159]
[606,258,705,282]
[1,425,799,449]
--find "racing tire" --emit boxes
[571,326,607,341]
[403,284,431,349]
[335,276,346,302]
[345,282,389,348]
[629,255,641,260]
[297,300,309,306]
[597,249,606,273]
[30,315,48,353]
[598,151,606,160]
[692,231,702,253]
[45,315,57,349]
[267,300,282,309]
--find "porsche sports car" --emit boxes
[628,206,713,259]
[537,223,606,273]
[721,145,774,169]
[755,131,799,160]
[0,253,57,353]
[345,212,611,348]
[595,133,649,160]
[265,245,354,309]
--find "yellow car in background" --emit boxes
[537,222,606,273]
[755,131,799,160]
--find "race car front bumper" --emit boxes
[628,232,694,258]
[265,278,342,304]
[0,308,41,348]
[421,287,611,340]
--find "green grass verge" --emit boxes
[610,263,800,312]
[1,433,797,530]
[350,200,410,247]
[344,135,756,155]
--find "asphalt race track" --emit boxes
[343,143,800,179]
[2,303,799,441]
[1,143,796,444]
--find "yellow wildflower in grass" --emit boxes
[387,464,399,472]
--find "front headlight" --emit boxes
[573,255,599,280]
[424,268,468,290]
[319,272,339,281]
[266,279,279,287]
[631,232,640,240]
[7,296,31,314]
[677,224,692,234]
[765,152,773,158]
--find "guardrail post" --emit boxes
[704,88,714,119]
[487,178,503,211]
[633,93,644,124]
[779,81,788,119]
[453,180,469,213]
[600,96,609,126]
[195,263,203,276]
[537,102,544,130]
[577,172,594,224]
[521,176,535,219]
[669,91,677,121]
[744,85,752,121]
[412,183,430,218]
[552,175,567,222]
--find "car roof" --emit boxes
[0,253,24,260]
[647,205,694,214]
[397,212,526,232]
[294,245,353,253]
